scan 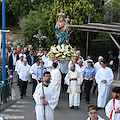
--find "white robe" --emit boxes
[87,116,104,120]
[77,65,85,83]
[94,62,102,73]
[51,68,61,98]
[95,67,113,108]
[105,99,120,120]
[65,70,82,107]
[33,83,58,120]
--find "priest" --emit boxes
[65,63,82,110]
[105,87,120,120]
[95,60,113,109]
[33,71,58,120]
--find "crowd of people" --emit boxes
[6,44,120,120]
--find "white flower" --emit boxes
[62,55,66,58]
[56,45,61,50]
[55,54,60,57]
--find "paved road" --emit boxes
[0,80,117,120]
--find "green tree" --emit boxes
[48,0,101,56]
[0,1,17,27]
[104,0,120,22]
[7,0,32,18]
[22,7,52,49]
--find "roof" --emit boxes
[69,23,120,35]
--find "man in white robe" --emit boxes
[51,62,61,99]
[93,56,103,94]
[65,63,82,110]
[105,87,120,120]
[95,60,113,108]
[33,71,58,120]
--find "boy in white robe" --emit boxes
[105,87,120,120]
[95,60,113,108]
[33,71,58,120]
[51,62,61,99]
[87,105,104,120]
[65,63,82,110]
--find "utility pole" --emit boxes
[2,0,6,80]
[86,14,91,58]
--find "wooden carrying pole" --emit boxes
[33,30,47,120]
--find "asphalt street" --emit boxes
[0,80,118,120]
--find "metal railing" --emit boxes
[0,77,12,107]
[0,66,9,82]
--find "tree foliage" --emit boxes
[0,1,18,27]
[22,7,51,49]
[104,0,120,22]
[7,0,32,18]
[48,0,102,55]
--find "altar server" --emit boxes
[105,87,120,120]
[65,63,82,110]
[95,59,113,109]
[33,71,58,120]
[51,62,61,99]
[87,105,104,120]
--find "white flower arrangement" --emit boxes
[47,44,77,60]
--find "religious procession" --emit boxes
[0,0,120,120]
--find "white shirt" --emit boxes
[12,54,17,65]
[22,54,26,59]
[59,60,69,74]
[18,64,30,81]
[15,60,23,74]
[0,117,3,120]
[46,60,53,72]
[77,65,85,75]
[94,62,102,73]
[30,63,39,80]
[42,55,48,65]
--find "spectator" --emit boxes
[16,46,21,55]
[8,49,19,83]
[26,49,36,66]
[18,59,30,99]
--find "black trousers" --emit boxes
[20,79,28,97]
[32,79,37,95]
[84,80,93,102]
[61,73,67,91]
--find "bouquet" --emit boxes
[47,44,76,60]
